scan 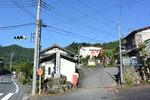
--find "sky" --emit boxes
[0,0,150,50]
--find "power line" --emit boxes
[45,25,100,42]
[0,0,36,8]
[119,0,123,21]
[100,25,118,43]
[41,10,83,31]
[43,6,106,35]
[40,1,53,11]
[78,0,116,24]
[53,0,141,30]
[0,23,35,29]
[44,28,83,42]
[57,0,113,27]
[11,0,37,20]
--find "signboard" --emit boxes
[38,68,43,76]
[56,52,60,74]
[54,52,60,78]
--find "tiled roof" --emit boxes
[40,44,74,55]
[124,26,150,39]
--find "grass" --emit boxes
[121,81,150,87]
[87,65,97,68]
[78,69,81,79]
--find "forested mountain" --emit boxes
[0,45,34,69]
[65,40,120,54]
[0,40,120,69]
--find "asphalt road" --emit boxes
[114,85,150,100]
[0,74,27,100]
[80,67,119,88]
[29,67,119,100]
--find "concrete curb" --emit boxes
[21,85,31,100]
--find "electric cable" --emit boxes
[11,0,36,20]
[57,0,113,27]
[44,25,100,42]
[0,23,35,30]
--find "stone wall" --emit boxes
[122,65,149,84]
[42,75,77,94]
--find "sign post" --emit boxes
[38,68,43,95]
[54,52,60,78]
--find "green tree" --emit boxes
[101,49,115,67]
[14,60,33,82]
[136,41,150,81]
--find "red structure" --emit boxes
[73,74,77,85]
[90,49,105,58]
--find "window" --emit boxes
[48,67,51,75]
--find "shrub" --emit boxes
[123,76,132,85]
[87,65,97,68]
[78,69,81,79]
[20,78,26,84]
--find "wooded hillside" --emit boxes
[65,40,119,54]
[0,40,120,69]
[0,45,34,69]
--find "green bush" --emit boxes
[80,55,90,64]
[78,69,81,78]
[123,76,132,85]
[20,78,26,84]
[87,65,97,68]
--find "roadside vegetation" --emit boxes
[77,69,81,79]
[100,49,115,67]
[87,65,97,68]
[65,41,120,55]
[80,55,90,64]
[122,80,150,87]
[13,60,33,85]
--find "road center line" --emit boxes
[1,93,14,100]
[11,77,19,93]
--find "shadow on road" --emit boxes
[0,81,12,84]
[107,72,120,84]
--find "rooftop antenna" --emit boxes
[129,27,132,33]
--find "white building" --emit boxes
[79,46,104,59]
[124,26,150,57]
[40,44,78,83]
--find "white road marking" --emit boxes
[1,93,14,100]
[11,77,19,93]
[0,93,4,96]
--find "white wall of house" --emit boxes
[80,46,102,59]
[137,29,150,43]
[45,64,54,79]
[145,40,150,58]
[41,44,78,83]
[41,57,77,83]
[60,58,76,83]
[42,63,55,79]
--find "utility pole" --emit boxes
[78,45,80,64]
[32,0,41,95]
[10,52,14,72]
[118,20,123,85]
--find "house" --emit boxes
[40,44,78,83]
[79,46,105,59]
[0,58,4,74]
[114,46,126,56]
[123,26,150,57]
[114,46,126,64]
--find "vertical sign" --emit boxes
[54,52,60,78]
[31,32,35,42]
